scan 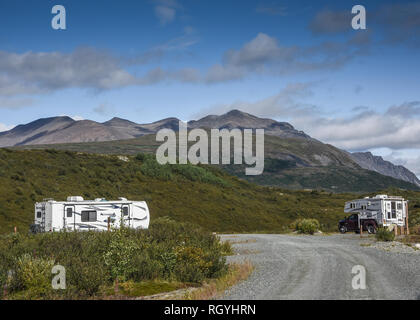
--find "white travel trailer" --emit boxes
[340,194,408,234]
[32,196,150,233]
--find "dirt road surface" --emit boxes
[220,234,420,300]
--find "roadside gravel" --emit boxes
[219,234,420,300]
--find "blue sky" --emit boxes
[1,0,420,173]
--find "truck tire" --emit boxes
[367,224,376,234]
[339,226,347,234]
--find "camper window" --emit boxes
[391,202,397,219]
[66,208,73,218]
[36,211,41,218]
[397,203,402,210]
[122,207,129,216]
[81,211,97,222]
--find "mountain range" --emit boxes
[2,110,419,190]
[0,110,310,147]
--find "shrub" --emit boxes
[13,254,55,298]
[375,227,395,242]
[103,228,140,281]
[0,218,228,299]
[172,164,228,186]
[135,153,154,162]
[128,255,165,282]
[293,218,320,235]
[174,246,212,283]
[66,258,106,296]
[140,158,173,181]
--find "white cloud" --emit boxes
[0,123,15,132]
[298,103,420,151]
[203,32,369,83]
[194,82,316,119]
[0,32,372,98]
[0,48,136,95]
[59,115,84,121]
[196,87,420,153]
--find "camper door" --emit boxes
[121,204,131,227]
[64,205,75,230]
[384,200,403,225]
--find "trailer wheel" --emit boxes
[367,224,376,234]
[339,226,347,234]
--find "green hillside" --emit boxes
[14,134,420,193]
[0,148,350,234]
[1,149,420,235]
[224,161,419,192]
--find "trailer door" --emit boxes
[64,205,75,230]
[121,205,131,227]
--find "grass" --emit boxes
[185,261,254,300]
[104,280,188,298]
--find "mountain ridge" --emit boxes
[350,151,420,187]
[0,110,309,147]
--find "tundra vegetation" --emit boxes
[1,148,420,235]
[0,218,229,299]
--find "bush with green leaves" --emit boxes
[293,218,321,235]
[375,227,395,242]
[12,254,55,299]
[103,227,140,281]
[0,218,229,299]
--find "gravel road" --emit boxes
[220,234,420,300]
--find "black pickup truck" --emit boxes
[338,213,378,234]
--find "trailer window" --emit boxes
[81,211,97,222]
[36,211,42,218]
[397,203,402,210]
[66,208,73,218]
[122,207,129,216]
